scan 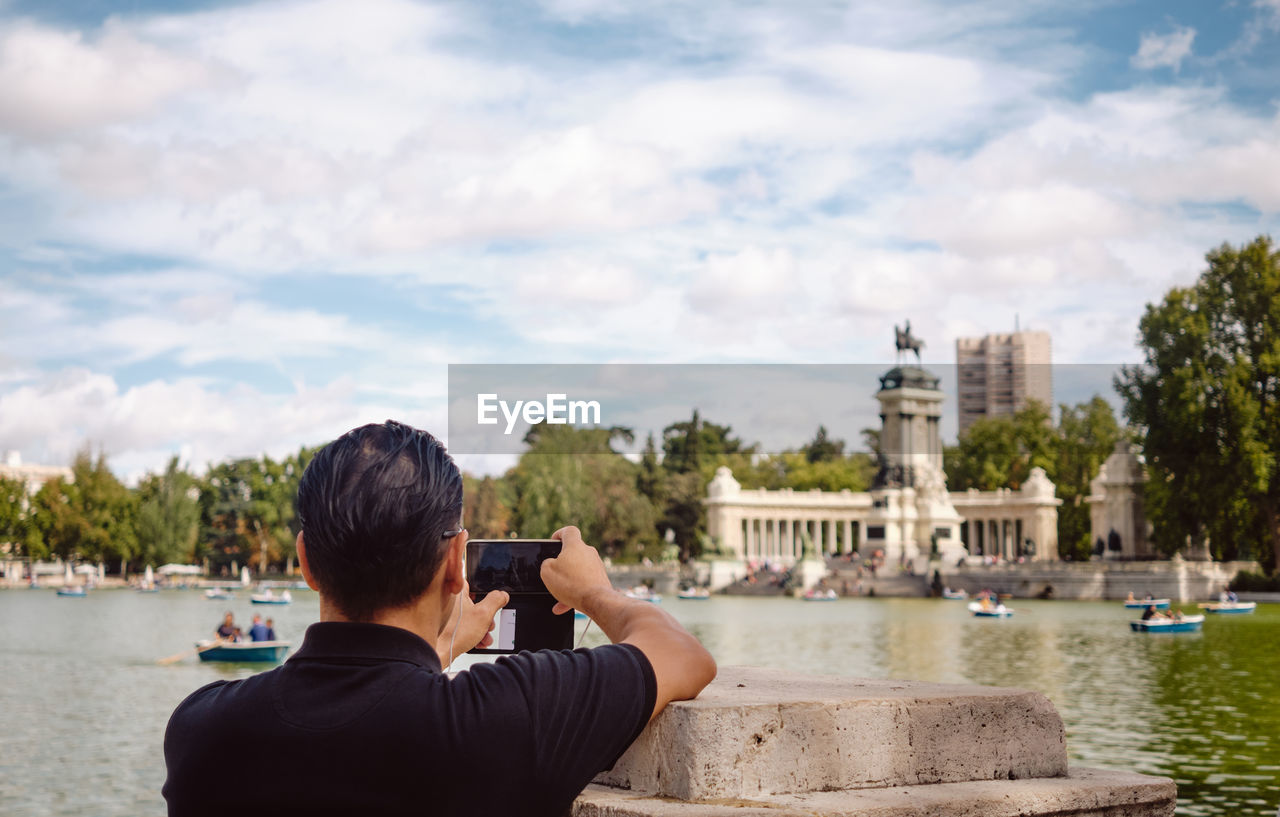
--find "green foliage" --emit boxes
[1055,397,1122,561]
[662,410,751,474]
[1228,570,1280,592]
[1117,236,1280,570]
[737,451,873,492]
[198,447,313,574]
[945,400,1056,491]
[943,397,1121,561]
[21,452,138,566]
[463,475,509,538]
[0,474,44,559]
[801,426,844,463]
[135,456,200,567]
[506,424,658,560]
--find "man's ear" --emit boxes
[441,533,466,596]
[296,532,320,592]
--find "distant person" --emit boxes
[215,612,241,642]
[1141,605,1157,621]
[248,615,270,642]
[264,618,277,641]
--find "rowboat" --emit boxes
[624,587,661,603]
[968,601,1013,617]
[942,588,968,600]
[204,588,234,600]
[1124,598,1170,609]
[1129,615,1204,633]
[676,587,711,600]
[56,586,87,597]
[1197,601,1257,615]
[250,590,292,605]
[195,640,291,662]
[802,588,838,601]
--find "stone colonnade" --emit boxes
[737,515,862,562]
[707,466,1061,565]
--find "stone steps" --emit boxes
[576,667,1174,817]
[577,768,1174,816]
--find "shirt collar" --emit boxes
[290,621,443,672]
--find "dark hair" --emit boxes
[297,420,463,621]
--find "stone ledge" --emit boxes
[597,667,1066,800]
[576,767,1176,817]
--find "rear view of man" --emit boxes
[163,420,716,816]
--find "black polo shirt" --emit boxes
[163,622,656,817]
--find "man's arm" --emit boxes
[541,526,716,721]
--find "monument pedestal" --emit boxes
[576,667,1174,817]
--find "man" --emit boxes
[214,612,240,642]
[263,618,277,641]
[247,614,270,642]
[164,420,715,816]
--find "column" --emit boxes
[844,519,854,554]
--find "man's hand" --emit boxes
[541,526,614,616]
[541,524,716,721]
[437,579,509,664]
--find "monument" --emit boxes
[863,325,965,570]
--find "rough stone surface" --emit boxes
[595,667,1067,801]
[575,767,1176,817]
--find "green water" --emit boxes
[1,590,1277,815]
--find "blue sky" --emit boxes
[1,0,1279,479]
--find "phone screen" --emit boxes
[466,539,572,654]
[466,539,561,595]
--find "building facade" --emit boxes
[0,451,72,497]
[705,359,1061,573]
[1087,441,1156,560]
[956,330,1052,434]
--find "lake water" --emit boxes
[1,589,1277,816]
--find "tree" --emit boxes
[1118,236,1280,571]
[944,400,1056,491]
[1055,397,1121,561]
[198,452,306,575]
[0,474,44,560]
[661,410,748,474]
[944,397,1121,561]
[463,475,510,538]
[135,456,201,567]
[506,424,658,560]
[801,426,845,463]
[25,452,138,568]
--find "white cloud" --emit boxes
[1131,26,1196,71]
[0,20,219,139]
[0,367,450,483]
[1,0,1279,476]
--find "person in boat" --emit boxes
[264,618,277,641]
[1141,605,1158,621]
[215,612,242,642]
[248,614,270,642]
[1126,592,1136,603]
[164,420,715,817]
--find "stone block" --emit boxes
[575,767,1176,817]
[596,666,1066,801]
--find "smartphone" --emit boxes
[466,539,573,654]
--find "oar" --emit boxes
[158,640,223,665]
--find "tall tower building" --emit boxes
[955,330,1052,435]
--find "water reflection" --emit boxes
[1,591,1277,816]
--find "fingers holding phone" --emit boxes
[542,526,613,615]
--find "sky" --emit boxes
[1,0,1279,481]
